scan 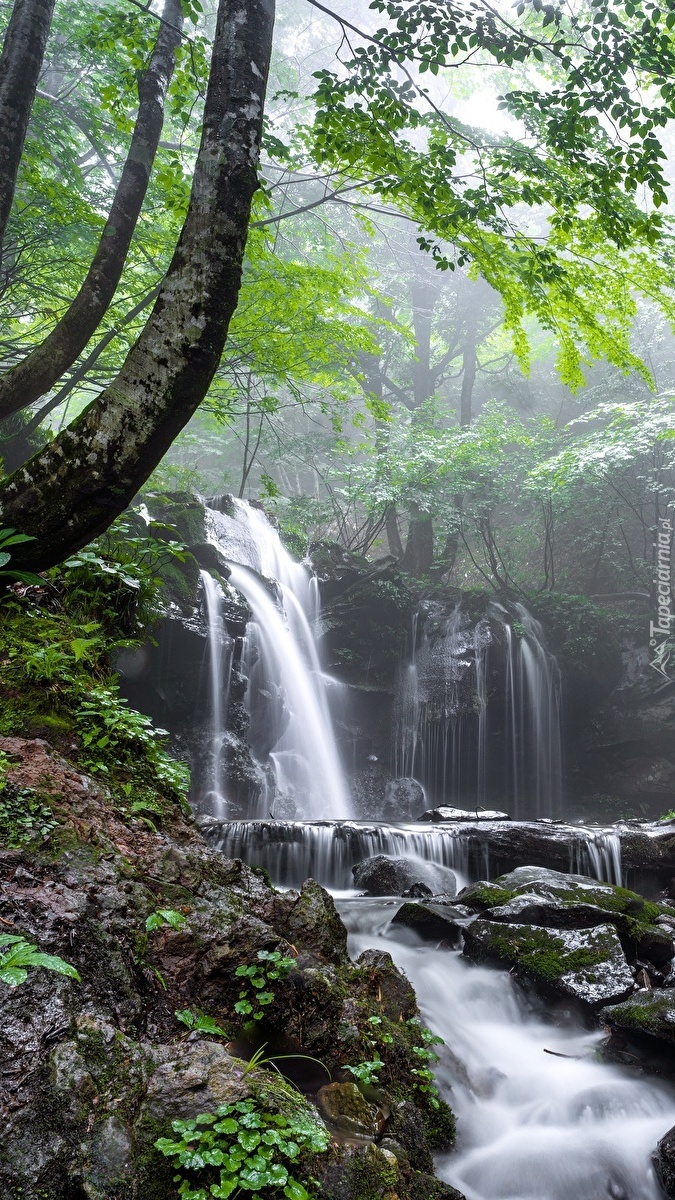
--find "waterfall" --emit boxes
[199,569,233,815]
[394,599,563,820]
[206,498,350,820]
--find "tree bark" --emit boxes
[0,0,276,571]
[0,0,183,420]
[0,0,55,263]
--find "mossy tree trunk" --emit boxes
[0,0,56,263]
[0,0,276,571]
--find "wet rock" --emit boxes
[402,881,434,899]
[356,949,418,1021]
[463,920,634,1009]
[654,1123,675,1198]
[316,1081,378,1137]
[352,854,456,898]
[281,878,349,965]
[391,902,465,945]
[599,988,675,1047]
[0,737,456,1200]
[419,806,510,822]
[383,777,426,822]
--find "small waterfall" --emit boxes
[212,819,470,889]
[207,499,350,820]
[199,570,233,814]
[571,829,623,886]
[394,599,563,820]
[509,602,563,820]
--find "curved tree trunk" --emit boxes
[0,0,275,571]
[0,0,56,263]
[0,0,183,420]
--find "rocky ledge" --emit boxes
[0,737,462,1200]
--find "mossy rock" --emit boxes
[463,919,634,1008]
[599,988,675,1046]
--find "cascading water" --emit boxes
[343,900,675,1200]
[394,599,563,820]
[199,569,233,814]
[206,498,350,820]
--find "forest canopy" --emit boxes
[0,0,673,599]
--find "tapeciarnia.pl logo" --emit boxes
[650,514,674,683]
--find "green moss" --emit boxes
[483,925,608,984]
[460,883,517,909]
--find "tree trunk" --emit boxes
[0,0,183,420]
[0,0,275,571]
[401,502,435,574]
[0,0,55,263]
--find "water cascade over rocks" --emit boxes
[394,599,563,819]
[205,498,350,819]
[186,499,675,1200]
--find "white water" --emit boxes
[212,819,623,891]
[200,569,233,815]
[343,898,675,1200]
[208,499,350,820]
[394,601,563,820]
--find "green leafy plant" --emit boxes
[0,934,80,988]
[343,1054,382,1087]
[234,950,295,1022]
[154,1097,329,1200]
[406,1021,443,1108]
[146,908,187,932]
[0,528,43,587]
[175,1009,229,1040]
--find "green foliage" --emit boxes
[146,908,187,932]
[234,951,296,1023]
[343,1055,382,1086]
[0,933,80,988]
[175,1009,229,1040]
[0,522,190,820]
[0,529,43,587]
[0,757,57,847]
[154,1097,329,1200]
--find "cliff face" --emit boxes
[0,735,460,1200]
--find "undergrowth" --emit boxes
[0,509,190,824]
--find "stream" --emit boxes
[340,894,675,1200]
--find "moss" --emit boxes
[482,925,608,984]
[459,882,517,910]
[158,553,201,612]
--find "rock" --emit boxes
[419,806,510,822]
[391,902,465,945]
[282,878,349,965]
[463,920,634,1008]
[352,854,456,897]
[599,989,675,1047]
[383,777,426,822]
[402,881,433,898]
[316,1082,378,1137]
[0,736,457,1200]
[356,949,418,1021]
[654,1123,675,1199]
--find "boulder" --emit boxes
[419,806,510,822]
[654,1123,675,1199]
[458,868,675,970]
[352,854,456,897]
[463,920,634,1009]
[316,1081,378,1138]
[599,989,675,1047]
[391,902,466,945]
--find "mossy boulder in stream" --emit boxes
[463,920,634,1009]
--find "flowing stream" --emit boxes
[342,897,675,1200]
